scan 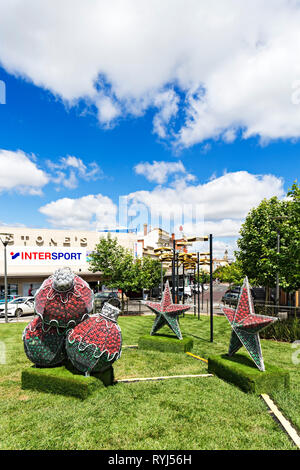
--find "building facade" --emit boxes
[0,226,137,296]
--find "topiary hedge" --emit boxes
[208,354,290,394]
[21,364,114,399]
[138,334,193,353]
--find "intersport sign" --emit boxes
[7,247,87,266]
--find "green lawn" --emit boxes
[0,314,299,450]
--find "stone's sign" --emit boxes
[7,247,87,266]
[0,232,88,246]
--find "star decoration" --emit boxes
[220,277,278,371]
[144,281,190,340]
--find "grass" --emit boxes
[0,314,299,450]
[138,334,193,353]
[208,354,290,394]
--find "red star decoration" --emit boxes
[221,277,278,371]
[144,281,190,339]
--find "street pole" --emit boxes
[270,215,288,308]
[176,253,179,304]
[209,234,213,342]
[172,238,176,303]
[182,262,185,305]
[197,252,200,320]
[276,230,280,307]
[193,265,196,316]
[161,261,163,299]
[1,238,9,324]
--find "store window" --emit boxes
[22,283,41,297]
[0,284,18,296]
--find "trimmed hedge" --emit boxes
[208,354,289,395]
[21,364,114,399]
[138,334,193,353]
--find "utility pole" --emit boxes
[0,237,9,324]
[209,234,213,342]
[172,238,176,303]
[276,230,280,307]
[197,252,200,320]
[271,215,287,308]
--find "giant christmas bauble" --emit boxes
[34,267,94,329]
[66,303,122,373]
[23,316,66,367]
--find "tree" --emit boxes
[236,182,300,292]
[195,269,210,285]
[88,234,163,295]
[213,262,245,285]
[88,234,134,290]
[137,257,163,291]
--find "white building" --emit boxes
[0,226,137,296]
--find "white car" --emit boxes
[0,297,35,317]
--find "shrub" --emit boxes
[260,317,300,343]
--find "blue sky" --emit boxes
[0,1,299,258]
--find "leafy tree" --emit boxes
[195,269,210,285]
[88,235,163,295]
[88,234,134,290]
[137,257,163,290]
[236,182,300,292]
[213,262,245,285]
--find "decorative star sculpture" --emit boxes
[144,281,190,340]
[220,277,278,371]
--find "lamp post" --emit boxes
[271,216,288,307]
[0,237,9,324]
[172,238,176,303]
[209,234,213,342]
[197,253,200,320]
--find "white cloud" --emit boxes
[134,160,192,184]
[96,94,121,125]
[39,194,117,229]
[47,155,102,189]
[127,171,285,223]
[152,89,179,138]
[1,1,300,144]
[0,149,49,195]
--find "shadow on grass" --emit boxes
[218,353,259,370]
[188,333,210,343]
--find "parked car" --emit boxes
[0,297,35,317]
[190,284,209,293]
[0,294,19,304]
[221,291,240,306]
[94,291,121,311]
[177,286,193,300]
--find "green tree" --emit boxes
[88,235,163,295]
[195,269,210,285]
[137,257,163,290]
[88,234,134,289]
[236,182,300,292]
[213,262,245,285]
